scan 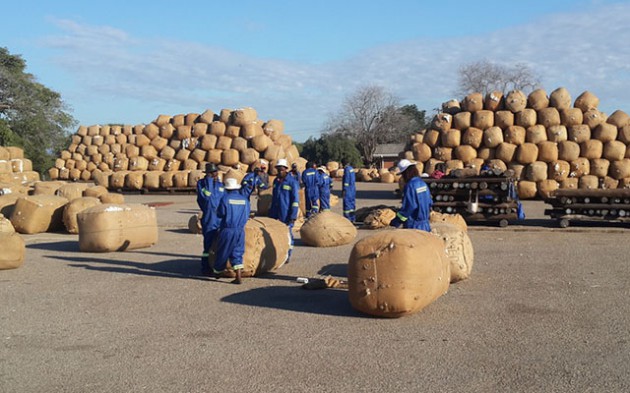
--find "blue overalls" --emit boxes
[301,168,321,217]
[318,171,332,211]
[213,190,250,274]
[269,175,300,261]
[196,177,224,271]
[342,165,356,222]
[396,176,433,232]
[241,171,269,197]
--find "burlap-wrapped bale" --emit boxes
[454,145,477,164]
[55,183,90,201]
[411,143,432,162]
[504,126,526,145]
[431,222,474,283]
[607,110,629,128]
[527,88,549,110]
[430,211,467,232]
[517,180,538,199]
[461,92,483,112]
[472,110,494,130]
[580,139,603,160]
[453,112,471,130]
[0,213,15,233]
[560,108,584,127]
[483,126,503,148]
[484,91,504,111]
[78,204,158,252]
[570,157,590,177]
[515,143,538,165]
[515,109,537,128]
[603,141,626,162]
[440,129,461,148]
[10,195,68,234]
[442,99,461,114]
[423,129,440,147]
[461,127,483,148]
[63,197,102,234]
[602,176,620,189]
[125,171,145,190]
[476,147,495,161]
[379,172,396,183]
[526,161,548,182]
[546,125,568,143]
[589,159,610,178]
[494,111,514,129]
[0,232,24,270]
[548,160,571,181]
[432,113,453,132]
[433,147,452,162]
[537,141,559,163]
[549,87,572,110]
[573,91,600,112]
[504,90,527,113]
[526,125,547,144]
[100,192,125,204]
[560,178,579,190]
[537,179,559,199]
[508,163,526,180]
[495,143,517,163]
[592,123,618,143]
[83,185,108,198]
[33,181,65,196]
[300,211,357,247]
[578,175,599,189]
[584,109,607,129]
[609,159,630,180]
[538,107,561,128]
[362,208,396,229]
[568,124,591,143]
[558,141,581,162]
[348,230,450,318]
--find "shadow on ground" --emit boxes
[221,285,366,318]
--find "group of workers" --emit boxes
[196,159,361,284]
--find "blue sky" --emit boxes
[2,0,630,142]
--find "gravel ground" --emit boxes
[2,182,629,392]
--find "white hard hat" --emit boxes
[224,177,241,190]
[397,159,417,173]
[275,158,289,168]
[317,166,327,172]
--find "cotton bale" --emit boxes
[515,109,537,128]
[0,194,20,217]
[454,145,477,164]
[221,149,240,166]
[192,123,208,138]
[603,141,625,162]
[56,183,90,202]
[0,213,15,233]
[537,179,559,199]
[432,113,453,132]
[154,114,171,126]
[573,91,600,112]
[171,115,185,127]
[241,122,264,139]
[124,172,144,190]
[517,180,538,199]
[560,178,578,190]
[143,172,162,190]
[209,121,227,137]
[508,162,526,180]
[172,171,189,188]
[0,233,24,270]
[548,160,571,181]
[558,141,580,162]
[549,87,572,110]
[609,159,630,180]
[537,141,559,163]
[567,124,591,143]
[62,197,102,234]
[526,125,548,144]
[461,92,483,112]
[225,125,241,139]
[526,161,548,182]
[476,147,495,161]
[515,143,539,164]
[199,109,215,124]
[114,156,129,171]
[494,111,514,129]
[10,195,68,234]
[503,125,526,145]
[33,181,65,196]
[583,109,607,129]
[109,171,128,189]
[578,175,599,189]
[77,204,158,252]
[538,107,561,128]
[199,134,217,150]
[129,156,149,171]
[527,89,549,110]
[442,99,461,115]
[607,110,629,128]
[483,126,503,148]
[440,129,461,148]
[560,108,584,127]
[461,127,483,148]
[589,158,610,178]
[423,129,440,147]
[182,159,198,171]
[495,142,517,163]
[159,123,175,139]
[433,147,452,162]
[580,140,603,160]
[504,90,527,113]
[216,136,232,151]
[430,222,474,283]
[184,113,199,126]
[241,148,260,165]
[592,123,618,143]
[251,134,272,152]
[188,170,204,187]
[347,230,450,318]
[570,157,590,177]
[263,119,285,135]
[484,90,504,111]
[486,159,507,173]
[602,176,619,189]
[546,125,568,143]
[453,111,471,130]
[207,149,222,164]
[619,125,630,144]
[472,110,494,130]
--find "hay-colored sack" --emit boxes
[430,222,474,283]
[429,211,468,232]
[77,204,158,252]
[0,232,25,270]
[63,197,102,234]
[348,230,450,318]
[10,195,68,234]
[362,208,396,229]
[0,213,15,233]
[300,211,357,247]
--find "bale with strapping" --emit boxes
[348,230,450,318]
[78,204,158,252]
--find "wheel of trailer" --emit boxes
[499,219,509,228]
[558,218,570,228]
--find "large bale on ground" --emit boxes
[430,222,474,283]
[362,208,396,229]
[0,233,25,270]
[10,195,68,234]
[0,213,15,233]
[429,211,467,232]
[348,229,450,318]
[78,204,158,252]
[62,197,102,234]
[300,211,356,247]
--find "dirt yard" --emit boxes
[2,182,629,392]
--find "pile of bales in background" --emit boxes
[399,88,630,199]
[0,146,40,193]
[49,108,304,191]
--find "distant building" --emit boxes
[373,143,405,169]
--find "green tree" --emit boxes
[0,47,75,174]
[300,134,362,167]
[399,104,428,134]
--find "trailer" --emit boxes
[544,188,630,228]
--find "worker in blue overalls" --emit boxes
[390,159,433,231]
[317,166,332,212]
[213,177,250,285]
[342,159,356,222]
[269,158,300,263]
[301,161,321,217]
[196,163,224,275]
[241,160,269,198]
[290,162,302,187]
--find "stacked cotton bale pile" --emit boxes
[401,88,630,198]
[50,108,303,191]
[0,146,40,190]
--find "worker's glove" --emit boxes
[389,217,402,228]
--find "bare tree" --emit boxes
[455,60,541,97]
[325,85,412,164]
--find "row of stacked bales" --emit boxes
[50,108,304,191]
[400,88,630,199]
[0,146,40,192]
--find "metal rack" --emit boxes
[425,175,521,227]
[544,188,630,228]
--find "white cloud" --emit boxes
[40,4,630,140]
